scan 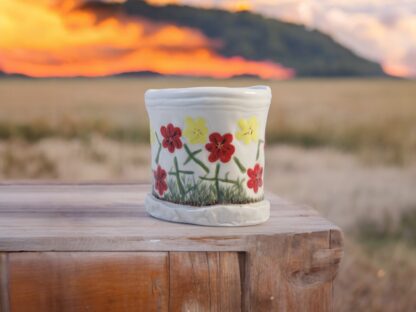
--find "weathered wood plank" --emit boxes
[169,252,219,312]
[242,230,342,312]
[329,228,344,312]
[218,252,242,311]
[8,252,169,312]
[0,253,9,312]
[0,184,339,252]
[285,231,333,312]
[0,184,343,311]
[169,252,241,311]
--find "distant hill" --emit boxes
[0,70,29,78]
[82,0,385,77]
[112,71,163,78]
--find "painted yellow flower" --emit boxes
[236,116,259,144]
[183,117,208,144]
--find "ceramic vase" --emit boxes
[145,86,271,226]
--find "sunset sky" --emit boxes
[0,0,293,79]
[149,0,416,78]
[0,0,414,78]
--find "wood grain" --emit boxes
[242,231,342,312]
[0,184,343,311]
[218,252,242,311]
[0,253,9,312]
[0,184,338,252]
[8,252,169,312]
[169,252,241,311]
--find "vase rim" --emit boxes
[145,85,271,102]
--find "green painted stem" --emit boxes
[233,156,246,173]
[155,132,162,164]
[214,163,221,201]
[173,156,186,197]
[256,139,264,161]
[184,147,202,165]
[199,176,239,185]
[184,144,209,173]
[169,170,194,175]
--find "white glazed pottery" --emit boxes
[145,86,271,226]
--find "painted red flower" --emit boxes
[161,123,183,153]
[153,165,168,196]
[247,164,263,193]
[205,132,235,163]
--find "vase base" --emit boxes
[145,194,270,226]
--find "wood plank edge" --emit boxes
[0,253,9,312]
[238,252,246,312]
[329,228,344,312]
[168,251,171,312]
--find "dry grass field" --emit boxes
[1,78,415,164]
[0,77,416,311]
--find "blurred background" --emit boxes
[1,0,415,310]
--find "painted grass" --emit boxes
[153,177,262,206]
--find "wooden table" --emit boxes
[0,184,343,312]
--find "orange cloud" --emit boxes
[0,0,293,79]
